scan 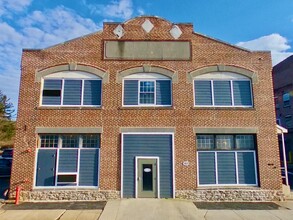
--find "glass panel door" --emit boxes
[137,158,157,198]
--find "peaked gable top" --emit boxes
[23,16,258,54]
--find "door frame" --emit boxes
[135,156,160,198]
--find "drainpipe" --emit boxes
[281,132,289,186]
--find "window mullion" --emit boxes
[215,151,218,184]
[61,79,65,105]
[77,148,81,186]
[138,80,140,105]
[81,80,85,105]
[230,80,235,106]
[154,80,157,105]
[235,152,239,184]
[211,80,215,106]
[79,135,82,148]
[58,135,62,148]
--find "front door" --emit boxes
[137,158,158,198]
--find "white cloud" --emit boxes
[236,33,293,65]
[0,0,33,16]
[19,6,99,47]
[137,7,145,16]
[0,22,23,44]
[0,6,100,113]
[84,0,133,20]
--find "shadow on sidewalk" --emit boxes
[194,202,288,210]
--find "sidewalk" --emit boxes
[1,199,293,220]
[99,199,293,220]
[0,201,105,220]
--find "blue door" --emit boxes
[36,149,57,186]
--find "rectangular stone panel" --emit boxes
[104,41,191,60]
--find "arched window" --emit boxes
[193,72,253,107]
[41,71,102,106]
[123,73,172,106]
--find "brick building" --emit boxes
[11,16,283,201]
[273,55,293,167]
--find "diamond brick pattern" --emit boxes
[170,25,182,39]
[113,24,124,38]
[141,19,154,33]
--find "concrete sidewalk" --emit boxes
[0,209,102,220]
[1,200,293,220]
[0,202,104,220]
[99,199,293,220]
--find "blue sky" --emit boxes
[0,0,293,115]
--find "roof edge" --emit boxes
[41,30,103,50]
[193,31,258,53]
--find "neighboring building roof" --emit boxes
[272,55,293,90]
[273,55,293,73]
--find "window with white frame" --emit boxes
[36,134,100,187]
[197,134,258,186]
[41,71,102,106]
[194,72,253,107]
[123,73,172,106]
[139,81,155,104]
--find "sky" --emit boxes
[0,0,293,116]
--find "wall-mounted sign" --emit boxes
[104,41,191,60]
[183,161,189,166]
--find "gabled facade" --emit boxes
[11,16,283,201]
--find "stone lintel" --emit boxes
[35,127,103,134]
[35,64,109,83]
[187,65,258,83]
[193,127,258,134]
[120,127,175,133]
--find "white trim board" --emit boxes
[121,132,175,199]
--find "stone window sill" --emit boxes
[119,106,175,110]
[197,186,260,190]
[37,106,103,110]
[192,107,255,111]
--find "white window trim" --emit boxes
[122,78,172,107]
[194,79,253,108]
[55,148,79,187]
[40,78,102,107]
[121,132,175,199]
[197,150,258,187]
[33,134,100,189]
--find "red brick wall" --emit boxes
[11,16,282,193]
